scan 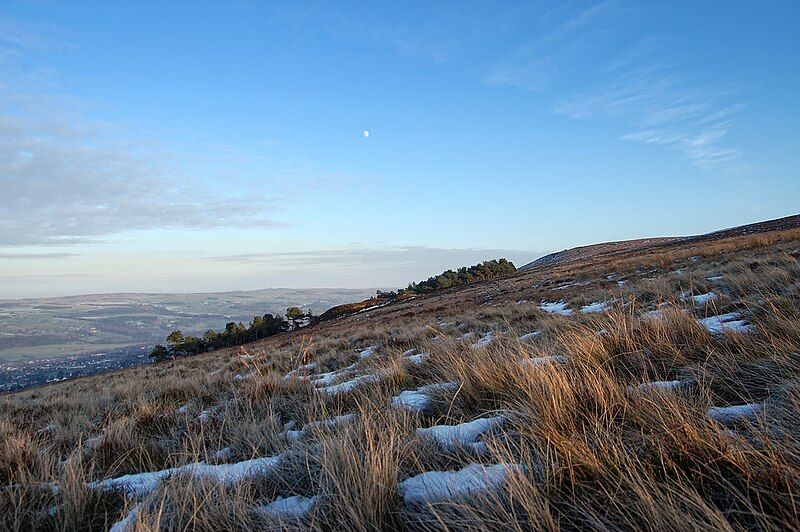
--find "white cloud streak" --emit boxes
[208,246,538,273]
[484,2,747,172]
[0,96,282,246]
[556,60,745,171]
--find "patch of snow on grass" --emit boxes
[641,309,663,321]
[518,331,541,342]
[83,436,104,450]
[683,291,719,305]
[318,374,380,395]
[283,362,318,380]
[358,346,379,360]
[286,414,355,441]
[708,403,763,423]
[417,416,504,448]
[398,463,525,504]
[90,455,283,498]
[254,495,317,519]
[539,301,574,316]
[627,380,686,393]
[471,332,495,349]
[211,447,233,461]
[699,313,754,334]
[311,370,346,387]
[392,382,458,412]
[403,352,429,365]
[521,355,567,367]
[109,504,141,532]
[581,301,609,314]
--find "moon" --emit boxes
[362,130,370,138]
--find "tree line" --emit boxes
[395,258,516,295]
[149,307,314,362]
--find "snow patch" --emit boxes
[417,416,504,448]
[318,374,380,395]
[627,380,686,393]
[358,345,379,360]
[109,504,141,532]
[392,382,458,412]
[698,313,754,334]
[89,455,283,498]
[403,352,429,365]
[539,301,574,316]
[521,355,567,367]
[518,331,541,342]
[211,447,233,461]
[683,291,719,305]
[708,403,763,423]
[471,332,495,349]
[285,414,355,441]
[581,301,609,314]
[641,309,663,321]
[398,463,525,505]
[254,495,317,519]
[283,362,318,380]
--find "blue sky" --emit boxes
[0,1,798,297]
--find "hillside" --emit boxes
[2,217,800,530]
[519,213,800,270]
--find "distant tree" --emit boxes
[154,310,291,360]
[149,344,172,362]
[166,330,184,347]
[376,289,397,299]
[286,307,305,329]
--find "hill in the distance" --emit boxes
[520,213,800,270]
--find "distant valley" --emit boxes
[0,288,377,392]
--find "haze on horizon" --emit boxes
[1,1,798,299]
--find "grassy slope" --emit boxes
[1,228,800,530]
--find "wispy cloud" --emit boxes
[484,1,618,90]
[0,95,284,246]
[207,246,538,273]
[0,252,80,259]
[0,15,74,62]
[556,54,746,171]
[484,2,747,172]
[0,18,343,247]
